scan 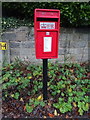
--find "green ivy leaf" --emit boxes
[26,103,33,113]
[40,101,45,107]
[78,108,83,115]
[61,92,64,96]
[14,92,20,99]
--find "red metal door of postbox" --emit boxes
[34,9,60,59]
[36,31,58,59]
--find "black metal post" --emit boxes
[43,59,48,100]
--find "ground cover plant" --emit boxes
[1,59,90,118]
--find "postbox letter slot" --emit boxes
[37,18,58,22]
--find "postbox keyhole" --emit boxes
[46,32,50,35]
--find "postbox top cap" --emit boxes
[35,8,60,12]
[35,9,60,18]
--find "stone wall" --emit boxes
[2,27,89,64]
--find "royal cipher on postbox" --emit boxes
[34,9,60,59]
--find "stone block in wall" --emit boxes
[69,47,88,55]
[59,39,70,48]
[10,42,20,48]
[73,33,88,44]
[21,41,34,48]
[60,28,67,33]
[67,34,73,41]
[58,48,65,55]
[82,54,88,62]
[64,53,88,63]
[60,32,88,49]
[20,48,33,57]
[75,28,89,34]
[28,27,34,41]
[14,26,29,33]
[58,48,70,55]
[73,33,80,42]
[20,48,31,55]
[2,32,16,41]
[79,34,88,41]
[10,48,20,56]
[75,54,88,62]
[60,33,67,41]
[80,47,88,54]
[59,34,72,48]
[58,47,88,55]
[19,55,42,64]
[61,28,74,34]
[29,27,34,37]
[15,27,29,41]
[30,48,35,56]
[69,48,78,54]
[70,40,88,48]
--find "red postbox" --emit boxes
[34,9,60,59]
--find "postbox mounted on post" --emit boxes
[34,9,60,59]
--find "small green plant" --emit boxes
[26,99,45,113]
[53,98,72,113]
[78,102,89,115]
[1,60,89,116]
[26,103,33,113]
[11,92,20,100]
